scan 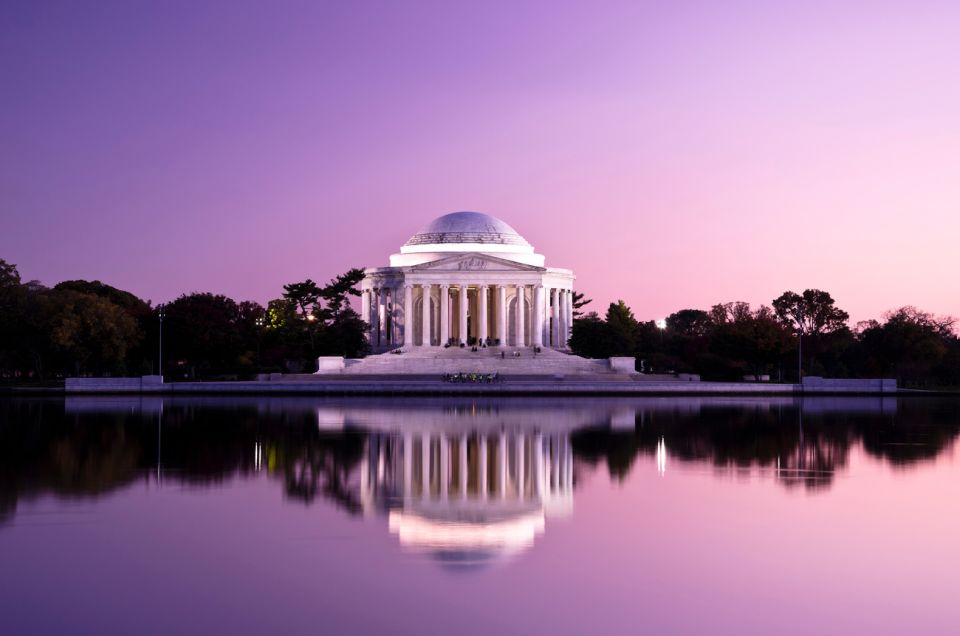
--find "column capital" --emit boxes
[440,283,450,289]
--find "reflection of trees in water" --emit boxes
[0,399,364,526]
[1,398,959,526]
[572,401,960,491]
[860,400,960,467]
[776,433,847,491]
[282,438,364,512]
[0,400,145,524]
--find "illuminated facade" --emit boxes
[360,211,576,351]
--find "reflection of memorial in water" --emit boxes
[330,401,604,568]
[360,429,572,566]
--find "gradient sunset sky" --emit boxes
[2,0,958,323]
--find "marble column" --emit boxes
[370,289,380,346]
[497,285,507,347]
[421,285,433,346]
[392,287,401,344]
[566,289,574,343]
[533,285,544,347]
[439,284,450,346]
[361,288,371,341]
[557,290,566,348]
[380,287,393,345]
[458,285,468,345]
[379,288,388,345]
[478,285,488,345]
[551,288,559,348]
[403,285,414,347]
[514,284,525,346]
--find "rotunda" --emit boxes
[360,211,575,350]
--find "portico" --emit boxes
[360,212,575,351]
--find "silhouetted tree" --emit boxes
[46,290,141,375]
[856,307,957,387]
[572,291,593,317]
[773,289,851,377]
[161,293,246,378]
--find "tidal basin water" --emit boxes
[2,397,959,635]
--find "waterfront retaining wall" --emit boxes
[61,375,898,396]
[802,377,897,393]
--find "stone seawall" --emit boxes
[65,376,163,393]
[62,376,899,396]
[802,377,898,393]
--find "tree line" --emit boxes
[570,289,959,387]
[2,256,957,386]
[0,258,369,381]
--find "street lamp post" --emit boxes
[255,316,264,370]
[797,327,803,384]
[158,305,165,381]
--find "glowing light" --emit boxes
[388,510,546,554]
[655,319,667,330]
[254,442,262,471]
[656,436,667,476]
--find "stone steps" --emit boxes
[277,373,639,383]
[337,349,614,375]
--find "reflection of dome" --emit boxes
[388,510,545,568]
[402,211,531,249]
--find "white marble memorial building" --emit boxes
[360,211,575,351]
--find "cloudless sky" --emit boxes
[2,0,958,323]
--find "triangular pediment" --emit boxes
[410,253,544,272]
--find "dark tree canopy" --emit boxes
[666,309,712,337]
[54,280,151,318]
[572,291,592,317]
[0,262,371,381]
[0,259,20,288]
[773,289,849,336]
[569,289,956,386]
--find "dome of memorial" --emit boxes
[402,211,531,249]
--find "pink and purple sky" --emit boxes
[2,0,958,323]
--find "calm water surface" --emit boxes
[2,396,959,635]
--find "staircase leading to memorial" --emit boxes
[338,346,615,375]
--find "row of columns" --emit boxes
[361,283,574,349]
[363,287,401,348]
[360,431,573,504]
